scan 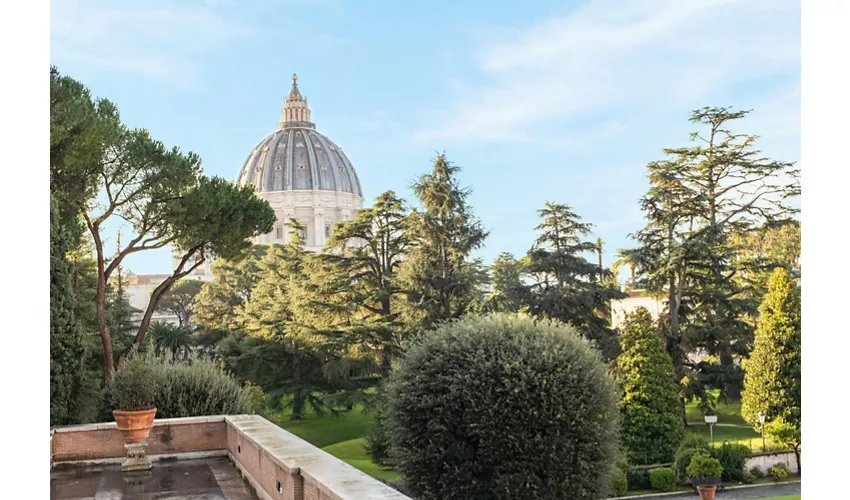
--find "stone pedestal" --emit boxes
[121,441,152,472]
[122,469,152,493]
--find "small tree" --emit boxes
[765,418,800,474]
[386,314,620,499]
[148,321,193,360]
[156,279,204,326]
[616,307,685,464]
[741,267,801,471]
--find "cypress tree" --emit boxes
[616,307,685,464]
[741,267,801,432]
[50,199,87,425]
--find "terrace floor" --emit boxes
[50,456,257,499]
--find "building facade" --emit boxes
[610,289,665,330]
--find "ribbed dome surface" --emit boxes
[236,74,363,197]
[237,127,362,196]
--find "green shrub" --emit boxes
[649,467,676,492]
[154,356,254,418]
[610,467,628,497]
[673,434,711,481]
[675,447,708,480]
[686,453,723,481]
[386,314,621,500]
[626,466,651,490]
[750,466,765,479]
[111,352,163,411]
[616,308,685,464]
[742,470,755,484]
[242,381,268,415]
[679,434,710,451]
[712,442,751,481]
[768,463,790,481]
[365,389,393,468]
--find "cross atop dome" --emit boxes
[280,72,312,128]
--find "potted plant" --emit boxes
[686,453,724,500]
[111,354,161,471]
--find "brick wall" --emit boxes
[51,416,226,462]
[51,415,409,500]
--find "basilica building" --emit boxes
[237,74,364,251]
[124,75,364,323]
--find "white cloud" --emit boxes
[415,0,800,145]
[50,0,253,91]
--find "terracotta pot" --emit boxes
[113,408,157,444]
[696,484,716,500]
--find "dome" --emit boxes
[237,75,363,198]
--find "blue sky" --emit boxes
[50,0,800,278]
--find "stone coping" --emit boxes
[50,415,226,433]
[226,415,408,500]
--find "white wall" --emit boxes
[745,451,799,474]
[610,292,665,329]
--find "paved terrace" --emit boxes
[50,415,409,500]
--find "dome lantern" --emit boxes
[280,73,313,129]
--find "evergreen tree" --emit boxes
[731,220,801,301]
[483,252,528,313]
[741,268,801,469]
[399,153,488,331]
[192,245,268,332]
[525,202,625,359]
[615,307,685,464]
[236,220,346,418]
[321,190,412,377]
[50,198,88,425]
[630,107,799,403]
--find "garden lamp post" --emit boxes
[704,415,717,445]
[758,411,766,452]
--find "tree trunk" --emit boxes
[793,444,801,475]
[380,350,392,378]
[88,220,114,385]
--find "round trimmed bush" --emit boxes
[649,467,676,492]
[768,463,790,481]
[386,314,621,500]
[610,467,628,497]
[687,453,723,479]
[750,466,765,479]
[111,351,163,411]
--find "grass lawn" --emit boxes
[759,497,800,500]
[683,391,784,451]
[268,406,402,483]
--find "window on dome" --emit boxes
[299,228,308,241]
[276,227,283,239]
[325,225,331,238]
